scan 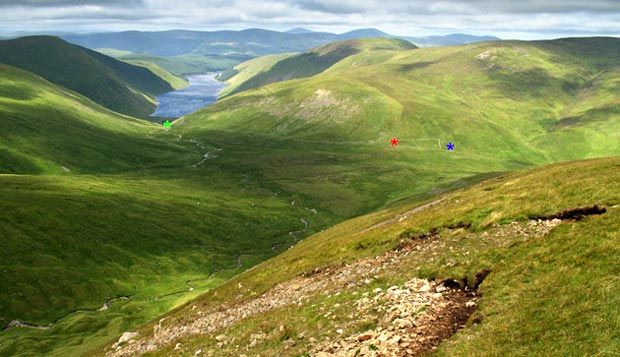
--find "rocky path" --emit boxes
[105,227,472,356]
[106,217,565,356]
[362,195,452,233]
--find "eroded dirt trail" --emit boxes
[107,217,566,357]
[106,230,476,356]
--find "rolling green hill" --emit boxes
[0,36,174,117]
[123,60,188,90]
[175,37,619,217]
[219,38,417,97]
[0,36,619,357]
[217,53,296,97]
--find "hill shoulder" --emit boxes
[220,37,416,97]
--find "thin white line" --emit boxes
[398,138,443,149]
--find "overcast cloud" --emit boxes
[0,0,619,39]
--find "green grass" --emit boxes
[136,157,620,357]
[218,38,416,98]
[0,63,337,356]
[217,53,296,97]
[124,60,188,89]
[1,36,619,357]
[0,64,184,174]
[0,36,174,118]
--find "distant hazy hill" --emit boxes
[220,38,417,97]
[408,33,501,47]
[0,36,174,117]
[285,27,316,34]
[61,28,498,74]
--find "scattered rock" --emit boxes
[250,333,266,340]
[357,334,372,342]
[394,318,413,329]
[282,339,296,348]
[116,332,138,345]
[215,334,227,342]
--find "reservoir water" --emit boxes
[150,73,227,118]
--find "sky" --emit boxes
[1,0,619,40]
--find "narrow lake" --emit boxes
[150,73,227,118]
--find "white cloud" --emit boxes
[0,0,619,39]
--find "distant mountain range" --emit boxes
[60,28,499,57]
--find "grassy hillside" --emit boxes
[0,64,187,174]
[123,60,188,89]
[0,64,336,356]
[173,38,619,221]
[219,38,417,97]
[1,36,619,357]
[105,156,620,356]
[217,53,295,97]
[0,36,173,117]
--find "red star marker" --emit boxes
[391,138,399,146]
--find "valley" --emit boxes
[0,28,619,357]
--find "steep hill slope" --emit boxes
[217,53,296,97]
[105,156,620,356]
[219,38,417,97]
[0,64,185,174]
[124,60,188,89]
[0,36,173,117]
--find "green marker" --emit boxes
[162,120,172,128]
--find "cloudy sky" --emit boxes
[1,0,619,39]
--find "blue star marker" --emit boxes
[446,142,455,151]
